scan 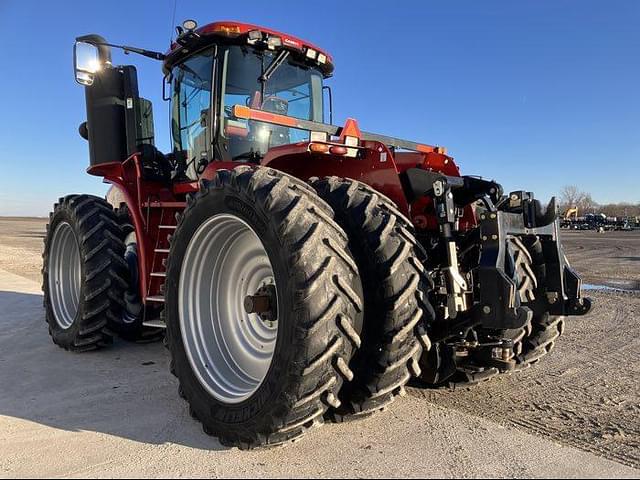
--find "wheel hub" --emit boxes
[244,283,277,323]
[178,213,278,404]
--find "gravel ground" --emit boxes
[419,230,640,469]
[0,217,638,478]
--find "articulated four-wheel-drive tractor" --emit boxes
[43,20,591,448]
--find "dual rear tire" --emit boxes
[164,167,364,447]
[311,177,432,419]
[164,168,432,447]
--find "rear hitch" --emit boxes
[417,170,535,329]
[406,167,592,330]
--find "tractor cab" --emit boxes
[73,21,332,181]
[165,22,330,179]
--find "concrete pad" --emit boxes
[0,269,637,478]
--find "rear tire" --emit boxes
[509,236,565,369]
[311,177,432,420]
[164,166,363,448]
[42,195,128,351]
[418,235,535,387]
[419,235,565,387]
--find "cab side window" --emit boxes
[171,48,214,179]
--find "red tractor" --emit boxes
[43,20,591,448]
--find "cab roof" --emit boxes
[164,20,334,77]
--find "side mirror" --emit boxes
[74,41,101,86]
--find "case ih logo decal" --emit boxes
[283,37,302,49]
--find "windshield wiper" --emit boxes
[258,50,290,105]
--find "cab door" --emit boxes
[170,47,216,180]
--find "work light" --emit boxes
[182,19,198,31]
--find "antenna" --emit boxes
[168,0,178,44]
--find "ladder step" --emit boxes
[150,272,166,277]
[154,248,170,254]
[159,225,177,229]
[146,296,165,303]
[142,319,166,329]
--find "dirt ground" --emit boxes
[561,229,640,285]
[0,217,638,478]
[0,217,47,283]
[418,229,640,468]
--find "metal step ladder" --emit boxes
[141,201,184,328]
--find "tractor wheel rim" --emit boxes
[48,222,82,329]
[178,213,278,404]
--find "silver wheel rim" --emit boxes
[48,222,82,329]
[178,213,278,404]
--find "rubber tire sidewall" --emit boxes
[166,185,317,434]
[44,204,86,346]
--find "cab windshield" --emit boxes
[220,45,323,161]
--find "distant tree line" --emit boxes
[559,185,640,218]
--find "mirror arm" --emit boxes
[162,74,172,101]
[97,42,165,61]
[75,36,166,62]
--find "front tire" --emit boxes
[42,195,128,351]
[164,167,363,448]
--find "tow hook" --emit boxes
[453,338,516,371]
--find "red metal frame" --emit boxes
[89,117,477,309]
[88,155,191,302]
[87,112,477,305]
[87,19,479,305]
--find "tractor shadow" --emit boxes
[0,290,228,451]
[612,256,640,262]
[15,230,46,239]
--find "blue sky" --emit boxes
[0,1,638,216]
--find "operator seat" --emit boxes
[260,96,290,146]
